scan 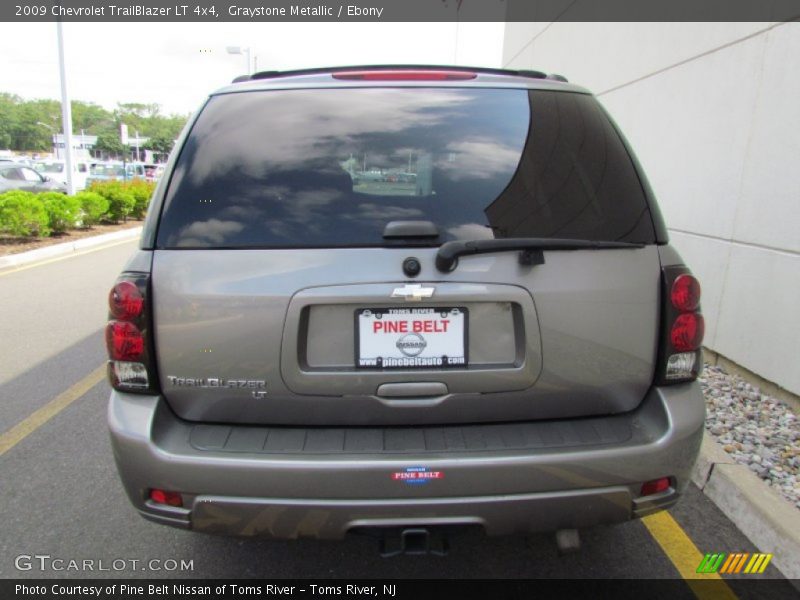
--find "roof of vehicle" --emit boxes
[213,65,590,97]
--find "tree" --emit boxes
[0,93,189,154]
[0,93,21,148]
[72,101,115,135]
[0,98,60,151]
[93,133,125,159]
[144,133,174,155]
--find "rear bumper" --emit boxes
[108,383,704,539]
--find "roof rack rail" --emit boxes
[546,73,569,82]
[238,65,554,82]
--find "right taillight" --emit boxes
[657,266,704,384]
[105,273,158,393]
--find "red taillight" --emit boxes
[106,321,145,360]
[109,280,144,320]
[657,266,704,384]
[670,274,701,312]
[106,273,156,393]
[641,477,671,496]
[149,489,183,507]
[670,313,705,352]
[333,70,477,81]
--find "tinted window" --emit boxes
[90,164,125,177]
[20,168,42,182]
[1,167,24,181]
[157,88,655,248]
[487,91,655,242]
[36,162,65,173]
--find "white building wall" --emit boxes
[503,22,800,394]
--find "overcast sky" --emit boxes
[0,22,504,115]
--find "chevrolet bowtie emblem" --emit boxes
[391,284,435,301]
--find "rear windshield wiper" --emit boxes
[435,238,645,272]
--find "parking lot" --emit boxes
[0,239,795,596]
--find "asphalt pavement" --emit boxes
[0,239,795,595]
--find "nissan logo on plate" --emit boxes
[395,333,427,357]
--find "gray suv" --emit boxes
[107,66,705,550]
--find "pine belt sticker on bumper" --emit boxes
[392,466,444,484]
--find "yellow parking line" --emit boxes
[0,364,106,457]
[0,236,137,278]
[642,511,738,600]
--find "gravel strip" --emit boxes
[700,364,799,510]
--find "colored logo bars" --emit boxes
[697,552,773,574]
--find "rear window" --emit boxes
[156,87,655,248]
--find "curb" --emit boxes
[691,431,800,581]
[0,226,142,272]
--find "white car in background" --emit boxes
[33,159,94,191]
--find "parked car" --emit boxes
[107,66,705,552]
[0,162,67,194]
[86,161,146,186]
[33,158,93,191]
[142,163,166,182]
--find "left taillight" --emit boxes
[106,273,158,393]
[656,266,705,384]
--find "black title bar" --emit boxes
[5,579,800,600]
[4,0,800,22]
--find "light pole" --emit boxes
[226,46,251,75]
[57,21,76,195]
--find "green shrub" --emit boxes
[0,191,50,237]
[107,189,135,223]
[75,191,110,227]
[88,181,135,223]
[127,179,156,219]
[40,192,82,233]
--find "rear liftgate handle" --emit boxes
[376,382,448,398]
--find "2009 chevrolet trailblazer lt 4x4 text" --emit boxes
[106,66,705,553]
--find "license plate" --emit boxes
[356,307,467,369]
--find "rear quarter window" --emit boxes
[156,87,655,248]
